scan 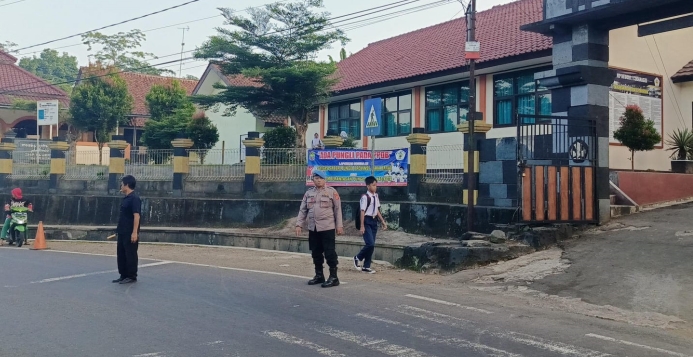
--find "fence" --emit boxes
[187,149,244,182]
[64,151,108,180]
[258,148,308,182]
[10,151,50,179]
[421,145,464,184]
[125,149,173,181]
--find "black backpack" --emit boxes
[355,194,372,230]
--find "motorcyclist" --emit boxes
[1,188,33,245]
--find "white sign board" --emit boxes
[608,69,663,146]
[465,41,480,52]
[37,100,59,126]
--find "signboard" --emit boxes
[608,68,663,146]
[465,41,480,60]
[363,98,382,137]
[306,148,409,187]
[37,100,59,126]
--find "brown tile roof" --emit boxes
[0,50,70,107]
[118,72,198,116]
[672,59,693,83]
[332,0,550,92]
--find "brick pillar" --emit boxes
[48,137,69,193]
[0,137,16,184]
[536,24,615,224]
[242,132,264,193]
[406,128,430,201]
[171,134,193,197]
[458,121,492,205]
[108,135,129,194]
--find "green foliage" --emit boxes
[263,126,297,148]
[666,128,693,160]
[187,114,219,153]
[146,81,195,121]
[340,136,358,148]
[184,75,199,80]
[613,105,662,170]
[0,40,17,53]
[192,0,348,147]
[69,66,133,163]
[328,47,348,63]
[18,49,79,94]
[81,30,174,76]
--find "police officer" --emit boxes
[296,170,344,288]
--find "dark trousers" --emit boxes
[309,228,338,269]
[356,216,378,268]
[117,234,139,279]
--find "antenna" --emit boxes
[177,26,190,77]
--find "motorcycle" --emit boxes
[7,206,29,247]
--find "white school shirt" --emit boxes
[359,191,380,218]
[311,137,324,148]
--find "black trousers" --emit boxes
[117,233,139,279]
[309,228,338,269]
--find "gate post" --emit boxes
[171,134,193,197]
[48,137,70,193]
[458,121,492,205]
[242,132,264,193]
[108,135,129,195]
[406,128,430,201]
[0,136,16,184]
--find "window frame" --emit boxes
[493,68,552,128]
[424,80,471,134]
[327,100,361,138]
[377,91,413,138]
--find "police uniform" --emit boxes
[296,175,343,287]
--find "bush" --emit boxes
[613,105,661,170]
[263,126,297,148]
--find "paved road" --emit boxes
[1,247,691,357]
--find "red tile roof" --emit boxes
[0,50,70,107]
[672,59,693,83]
[333,0,550,92]
[118,72,198,116]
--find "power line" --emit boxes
[14,0,203,52]
[0,0,25,7]
[653,36,686,127]
[1,0,451,94]
[337,0,453,32]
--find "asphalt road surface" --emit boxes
[1,247,691,357]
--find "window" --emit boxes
[328,100,361,138]
[493,69,552,127]
[379,92,412,137]
[425,81,470,133]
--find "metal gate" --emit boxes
[517,114,597,223]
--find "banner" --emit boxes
[306,148,409,187]
[609,68,663,145]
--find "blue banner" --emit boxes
[306,148,409,187]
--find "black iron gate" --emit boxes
[517,114,597,223]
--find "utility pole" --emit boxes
[178,26,189,77]
[465,0,478,233]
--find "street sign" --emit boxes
[37,100,59,126]
[465,41,480,60]
[363,98,381,137]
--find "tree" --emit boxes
[184,75,199,80]
[145,80,195,121]
[82,30,175,76]
[0,40,17,53]
[69,65,133,164]
[193,0,348,148]
[328,47,348,63]
[18,49,79,93]
[187,112,219,163]
[613,105,662,171]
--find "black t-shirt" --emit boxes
[117,193,142,235]
[6,197,31,213]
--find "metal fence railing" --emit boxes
[64,151,108,180]
[258,148,308,182]
[10,151,50,179]
[421,145,465,184]
[125,149,173,181]
[187,148,244,182]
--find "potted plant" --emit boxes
[667,128,693,173]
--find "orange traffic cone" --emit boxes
[31,221,48,250]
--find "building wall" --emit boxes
[608,25,693,171]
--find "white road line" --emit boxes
[30,261,173,284]
[317,327,437,357]
[405,294,494,314]
[133,352,168,357]
[586,333,691,357]
[394,305,609,357]
[357,313,522,357]
[265,331,347,357]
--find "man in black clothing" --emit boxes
[112,175,142,285]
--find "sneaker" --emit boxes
[119,277,137,284]
[361,268,376,274]
[111,277,125,283]
[353,256,361,270]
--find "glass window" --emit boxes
[328,100,361,138]
[493,68,552,127]
[378,91,412,138]
[424,80,470,133]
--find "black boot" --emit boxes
[321,267,340,288]
[308,267,325,285]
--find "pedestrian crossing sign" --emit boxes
[363,98,381,136]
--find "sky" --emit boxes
[0,0,513,79]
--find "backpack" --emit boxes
[355,194,372,230]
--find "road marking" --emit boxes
[394,305,609,357]
[357,313,522,357]
[317,327,437,357]
[30,261,172,284]
[405,294,493,314]
[586,333,691,357]
[133,353,168,357]
[265,331,346,357]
